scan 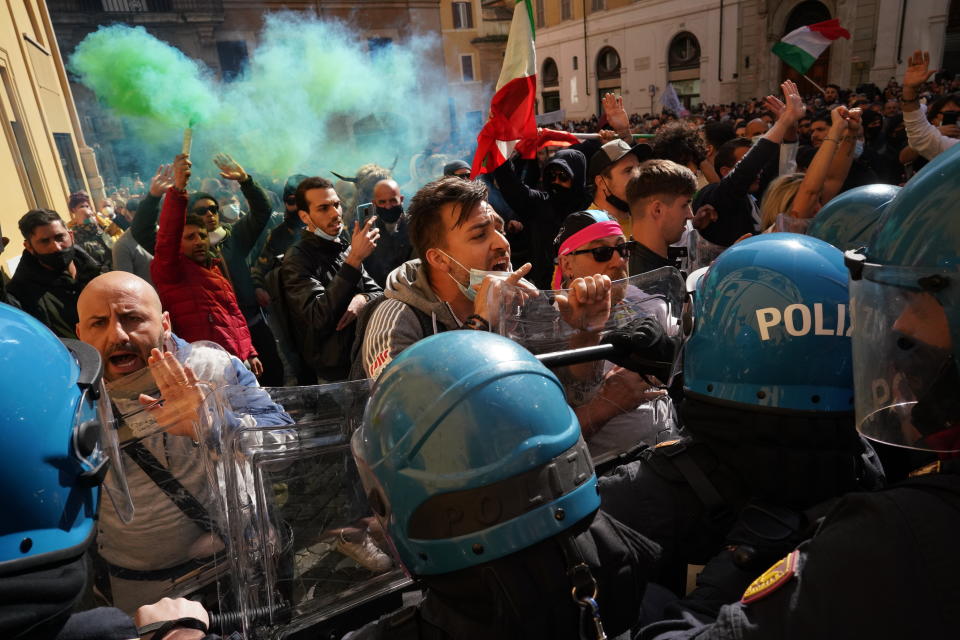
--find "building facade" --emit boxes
[534,0,957,120]
[1,0,100,275]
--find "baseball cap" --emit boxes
[588,139,654,181]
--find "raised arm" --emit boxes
[215,153,273,255]
[901,50,960,160]
[150,155,191,285]
[791,106,850,217]
[132,163,174,252]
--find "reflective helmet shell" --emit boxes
[807,183,900,251]
[684,234,854,412]
[353,331,598,576]
[0,303,98,573]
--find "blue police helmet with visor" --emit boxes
[684,233,855,412]
[808,183,900,252]
[845,144,960,452]
[0,303,133,574]
[351,331,599,577]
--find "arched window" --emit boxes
[668,32,701,71]
[596,47,621,80]
[782,2,832,93]
[542,58,559,87]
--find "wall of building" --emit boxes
[1,0,94,274]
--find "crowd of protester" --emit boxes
[2,46,959,639]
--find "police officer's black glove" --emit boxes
[602,316,677,381]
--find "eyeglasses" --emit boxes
[192,205,219,215]
[567,242,632,262]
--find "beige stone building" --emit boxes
[0,0,101,275]
[533,0,960,120]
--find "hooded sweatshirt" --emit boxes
[493,149,591,288]
[361,259,460,378]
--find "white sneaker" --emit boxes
[333,531,392,572]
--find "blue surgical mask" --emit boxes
[313,227,340,242]
[438,249,508,302]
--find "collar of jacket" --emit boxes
[16,246,99,283]
[299,229,346,253]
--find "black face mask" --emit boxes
[36,246,75,272]
[376,205,403,224]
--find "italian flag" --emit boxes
[469,0,537,178]
[772,19,850,75]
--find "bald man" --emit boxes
[365,178,413,287]
[75,270,292,613]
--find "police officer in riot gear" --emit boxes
[806,183,899,252]
[0,302,221,640]
[637,145,960,640]
[599,233,885,595]
[346,331,662,640]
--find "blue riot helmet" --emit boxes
[684,233,853,411]
[0,303,132,574]
[845,144,960,452]
[352,331,598,576]
[807,184,899,251]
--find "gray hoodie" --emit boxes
[361,259,460,377]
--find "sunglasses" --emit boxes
[192,205,219,215]
[567,242,632,262]
[284,195,297,204]
[546,171,572,183]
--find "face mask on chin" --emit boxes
[35,246,76,272]
[437,249,509,302]
[313,226,340,242]
[602,178,630,214]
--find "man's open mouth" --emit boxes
[489,257,510,271]
[109,352,143,374]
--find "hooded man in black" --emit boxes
[493,148,592,288]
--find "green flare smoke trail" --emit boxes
[68,15,469,186]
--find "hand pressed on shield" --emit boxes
[134,597,209,640]
[138,348,205,439]
[472,262,539,328]
[556,274,613,332]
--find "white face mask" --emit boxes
[313,227,340,242]
[437,249,509,302]
[225,203,241,218]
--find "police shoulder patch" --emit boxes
[740,550,799,604]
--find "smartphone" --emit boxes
[941,111,958,126]
[356,202,374,226]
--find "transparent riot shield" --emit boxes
[202,380,410,639]
[92,340,235,616]
[770,213,813,235]
[490,268,687,467]
[684,227,728,272]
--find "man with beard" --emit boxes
[626,160,697,275]
[551,210,679,459]
[74,270,291,612]
[363,179,413,287]
[8,208,104,338]
[279,176,382,382]
[493,147,592,288]
[360,177,537,378]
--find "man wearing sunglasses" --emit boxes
[552,210,678,460]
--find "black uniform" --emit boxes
[344,510,662,640]
[598,397,885,593]
[638,462,960,639]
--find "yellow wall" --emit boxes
[0,0,90,275]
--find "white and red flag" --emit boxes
[469,0,538,178]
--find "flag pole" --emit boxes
[803,74,827,96]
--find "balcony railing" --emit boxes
[49,0,222,12]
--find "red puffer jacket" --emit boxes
[150,187,256,361]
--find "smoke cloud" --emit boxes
[68,14,479,188]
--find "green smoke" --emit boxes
[67,15,477,187]
[69,25,218,130]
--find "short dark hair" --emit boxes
[67,192,91,211]
[295,176,336,213]
[407,177,488,258]
[927,93,960,122]
[704,120,736,150]
[625,159,697,207]
[714,137,752,173]
[184,214,207,229]
[826,83,841,93]
[18,208,64,240]
[652,122,707,167]
[810,110,831,127]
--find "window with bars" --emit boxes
[591,0,604,12]
[452,2,474,29]
[561,0,572,20]
[460,55,475,82]
[535,0,544,27]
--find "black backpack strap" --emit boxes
[650,440,728,517]
[124,437,223,540]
